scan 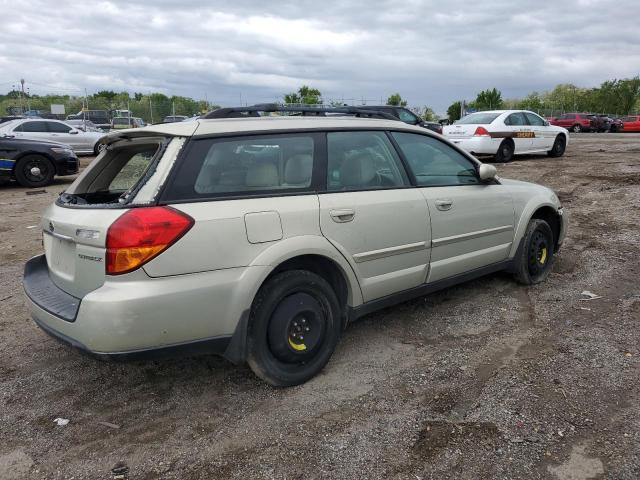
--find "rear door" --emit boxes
[503,112,534,152]
[318,131,431,302]
[391,131,514,283]
[12,120,50,142]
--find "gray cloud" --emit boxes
[1,0,638,113]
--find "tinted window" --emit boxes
[505,113,528,126]
[164,134,317,200]
[327,131,408,191]
[565,114,576,120]
[524,112,545,126]
[15,121,47,132]
[456,112,501,125]
[391,132,479,186]
[397,109,418,124]
[47,122,72,133]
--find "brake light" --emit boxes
[106,207,194,275]
[474,126,490,137]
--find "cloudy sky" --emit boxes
[1,0,639,113]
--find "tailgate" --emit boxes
[41,203,124,298]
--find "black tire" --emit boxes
[247,270,342,386]
[571,124,582,133]
[94,142,106,156]
[513,219,555,285]
[547,135,566,158]
[14,155,55,188]
[495,139,514,163]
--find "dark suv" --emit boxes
[0,137,78,187]
[357,106,443,134]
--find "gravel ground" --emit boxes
[0,134,639,479]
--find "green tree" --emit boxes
[473,88,503,110]
[416,106,437,121]
[284,85,322,105]
[447,101,462,121]
[386,93,407,107]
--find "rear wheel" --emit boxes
[571,124,582,133]
[14,155,55,188]
[247,270,342,386]
[547,135,566,157]
[495,139,514,163]
[513,219,555,285]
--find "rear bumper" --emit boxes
[24,254,267,359]
[446,136,500,155]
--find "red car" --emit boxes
[549,113,595,133]
[620,115,640,132]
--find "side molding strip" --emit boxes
[432,225,513,247]
[353,241,427,263]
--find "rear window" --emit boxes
[456,112,501,125]
[163,134,319,201]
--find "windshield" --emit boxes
[456,112,501,125]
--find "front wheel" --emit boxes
[247,270,342,386]
[513,219,555,285]
[547,135,566,157]
[94,142,107,156]
[14,155,55,188]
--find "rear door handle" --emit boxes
[330,208,356,223]
[435,199,453,211]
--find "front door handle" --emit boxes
[330,208,356,223]
[435,199,453,211]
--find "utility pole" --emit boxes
[20,78,25,112]
[149,97,153,124]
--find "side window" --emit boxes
[397,109,418,124]
[47,122,72,133]
[524,112,545,126]
[566,114,576,120]
[17,121,47,132]
[505,113,528,126]
[391,132,480,186]
[163,134,316,200]
[327,131,409,191]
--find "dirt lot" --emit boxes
[1,134,639,479]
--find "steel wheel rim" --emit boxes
[23,159,49,183]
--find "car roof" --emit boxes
[103,116,430,140]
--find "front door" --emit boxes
[503,112,534,153]
[319,131,431,302]
[390,131,515,283]
[524,112,553,151]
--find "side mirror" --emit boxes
[479,163,497,182]
[544,120,550,126]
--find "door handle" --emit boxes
[435,199,453,211]
[330,209,356,223]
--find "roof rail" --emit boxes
[202,104,398,121]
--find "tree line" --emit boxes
[3,75,639,123]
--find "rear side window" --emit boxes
[391,132,479,186]
[326,131,408,191]
[505,113,528,126]
[163,134,319,200]
[15,121,47,132]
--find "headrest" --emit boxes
[284,154,313,185]
[339,153,376,187]
[245,162,278,188]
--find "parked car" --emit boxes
[134,117,146,127]
[163,115,188,123]
[23,111,566,386]
[0,136,78,187]
[596,115,624,133]
[549,113,595,133]
[111,117,144,129]
[443,110,569,162]
[357,106,443,133]
[66,110,111,130]
[0,119,106,155]
[0,115,24,125]
[66,119,105,133]
[620,115,640,132]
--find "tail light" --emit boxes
[106,207,194,275]
[473,126,490,137]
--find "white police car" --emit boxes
[443,110,568,162]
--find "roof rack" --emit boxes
[202,103,398,121]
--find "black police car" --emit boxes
[0,137,79,188]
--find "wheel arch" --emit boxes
[12,151,57,175]
[531,205,562,250]
[509,200,562,258]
